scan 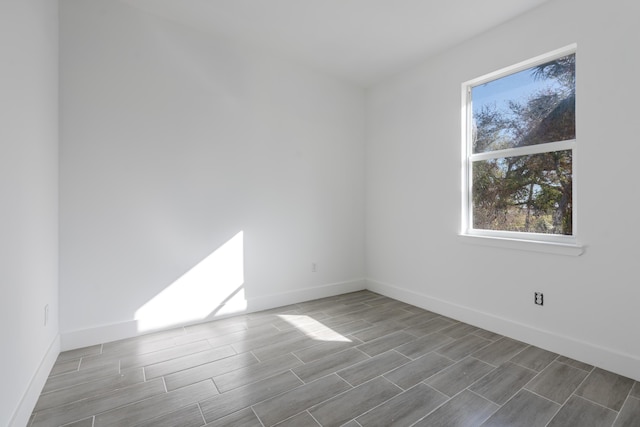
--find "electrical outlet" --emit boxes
[44,304,49,326]
[534,292,544,306]
[311,262,317,273]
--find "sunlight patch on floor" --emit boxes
[277,314,351,342]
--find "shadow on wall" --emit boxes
[135,231,246,332]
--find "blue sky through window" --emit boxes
[472,66,562,117]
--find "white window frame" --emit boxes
[459,44,584,256]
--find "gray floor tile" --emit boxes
[356,383,447,427]
[440,322,479,339]
[242,311,298,328]
[472,329,503,341]
[383,308,421,322]
[378,300,419,312]
[575,368,634,411]
[339,291,382,304]
[332,290,373,302]
[164,352,259,391]
[360,307,411,324]
[292,347,369,383]
[334,289,380,305]
[120,340,214,370]
[296,298,347,312]
[321,315,373,331]
[319,302,369,317]
[328,319,373,336]
[613,396,640,427]
[394,332,454,360]
[180,319,247,340]
[349,321,406,342]
[62,418,94,427]
[404,317,456,337]
[362,299,409,310]
[426,356,495,397]
[631,382,640,398]
[293,339,362,363]
[144,344,238,379]
[438,315,462,324]
[94,380,217,427]
[472,337,528,366]
[249,304,301,318]
[200,371,303,423]
[469,362,537,405]
[78,338,180,371]
[330,291,375,303]
[337,350,410,386]
[360,295,395,306]
[556,355,593,372]
[435,334,492,361]
[384,352,454,390]
[203,325,282,350]
[413,390,499,427]
[525,360,589,404]
[205,407,262,427]
[392,310,433,325]
[42,361,120,394]
[76,355,123,372]
[395,311,440,328]
[35,368,145,411]
[213,353,302,392]
[402,304,438,313]
[251,335,319,361]
[183,315,249,333]
[510,345,558,371]
[133,404,205,427]
[480,390,560,427]
[357,331,417,357]
[231,329,304,354]
[32,379,166,427]
[253,374,351,426]
[547,395,617,427]
[100,329,184,356]
[327,311,376,328]
[269,314,330,332]
[273,411,320,427]
[57,345,103,362]
[308,377,401,427]
[50,359,81,376]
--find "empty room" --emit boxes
[2,0,639,426]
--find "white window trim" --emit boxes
[460,44,584,256]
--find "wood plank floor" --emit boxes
[29,291,640,427]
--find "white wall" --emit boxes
[0,1,60,426]
[366,0,640,381]
[59,0,365,348]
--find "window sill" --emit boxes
[458,234,585,256]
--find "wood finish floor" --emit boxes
[30,291,640,427]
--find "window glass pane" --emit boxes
[472,54,575,154]
[472,150,572,235]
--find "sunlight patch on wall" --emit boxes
[277,314,351,342]
[135,231,246,332]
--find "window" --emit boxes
[461,46,583,255]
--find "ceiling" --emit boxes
[120,0,553,87]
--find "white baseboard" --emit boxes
[245,278,366,313]
[366,278,640,382]
[61,278,366,351]
[9,334,60,427]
